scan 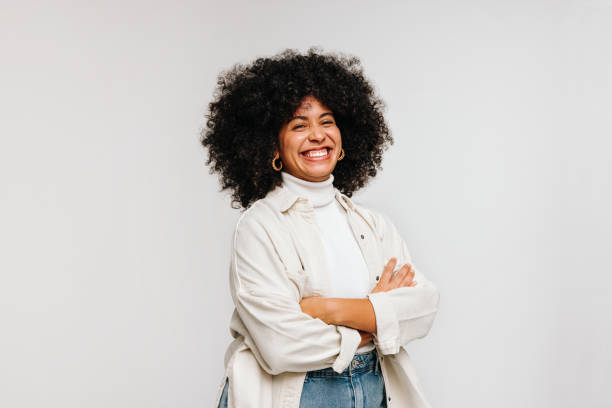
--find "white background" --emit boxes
[1,1,611,407]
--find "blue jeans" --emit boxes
[217,348,387,408]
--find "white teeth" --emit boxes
[305,149,328,158]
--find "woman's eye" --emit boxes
[322,121,334,125]
[293,124,305,130]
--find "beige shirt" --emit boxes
[214,183,440,408]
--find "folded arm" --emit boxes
[299,212,440,356]
[230,210,362,375]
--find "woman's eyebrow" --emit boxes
[289,112,334,121]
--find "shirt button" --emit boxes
[376,275,380,281]
[360,234,365,239]
[388,396,391,402]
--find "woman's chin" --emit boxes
[298,168,334,181]
[308,174,334,182]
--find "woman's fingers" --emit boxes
[371,258,397,293]
[395,264,410,287]
[396,264,416,288]
[389,264,408,289]
[358,331,374,347]
[371,258,418,293]
[380,257,397,285]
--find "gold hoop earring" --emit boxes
[337,148,345,161]
[272,152,283,171]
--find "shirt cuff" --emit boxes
[367,291,400,355]
[332,326,361,373]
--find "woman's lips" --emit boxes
[301,147,331,161]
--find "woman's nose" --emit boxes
[308,125,326,142]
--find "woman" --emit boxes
[202,48,440,408]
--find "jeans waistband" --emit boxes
[306,348,380,378]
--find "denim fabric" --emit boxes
[218,377,229,408]
[217,349,386,408]
[300,348,387,408]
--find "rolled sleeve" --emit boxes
[368,283,439,355]
[367,290,400,354]
[333,326,362,373]
[368,211,441,355]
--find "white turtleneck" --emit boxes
[280,171,375,353]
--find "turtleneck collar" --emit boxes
[280,171,335,208]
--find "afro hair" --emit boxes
[201,47,393,209]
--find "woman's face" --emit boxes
[277,96,342,182]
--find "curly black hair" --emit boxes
[201,47,393,209]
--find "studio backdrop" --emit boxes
[1,1,610,407]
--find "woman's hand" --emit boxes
[358,330,374,347]
[370,257,417,294]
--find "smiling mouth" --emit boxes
[301,147,331,160]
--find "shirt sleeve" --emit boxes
[230,209,362,375]
[366,211,440,355]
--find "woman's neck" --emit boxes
[280,171,335,208]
